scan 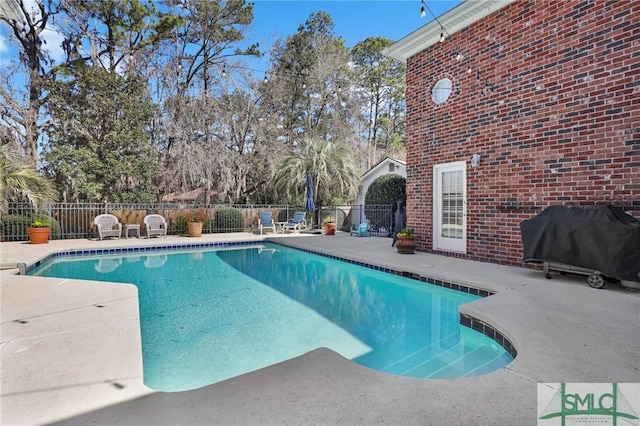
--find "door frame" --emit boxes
[432,161,467,253]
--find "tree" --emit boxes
[173,0,258,92]
[61,0,182,73]
[0,0,62,166]
[351,37,406,168]
[214,85,272,204]
[261,12,360,147]
[0,143,58,217]
[152,0,259,202]
[273,137,359,207]
[43,65,158,202]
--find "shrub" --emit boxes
[0,214,61,241]
[364,173,406,206]
[397,227,414,238]
[364,174,406,231]
[185,210,208,222]
[169,216,187,235]
[215,207,244,233]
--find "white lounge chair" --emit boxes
[94,214,122,240]
[144,214,167,238]
[258,211,276,234]
[282,211,306,233]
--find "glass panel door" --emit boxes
[433,162,466,253]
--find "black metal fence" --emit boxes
[1,202,394,241]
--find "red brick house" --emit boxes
[383,0,639,265]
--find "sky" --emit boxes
[0,0,462,70]
[250,0,462,47]
[246,0,462,72]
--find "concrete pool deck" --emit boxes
[1,232,639,425]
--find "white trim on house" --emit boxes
[0,0,25,21]
[382,0,517,63]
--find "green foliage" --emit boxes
[273,137,360,206]
[0,145,58,216]
[169,216,188,235]
[1,214,31,240]
[1,214,61,241]
[262,11,356,145]
[31,217,50,227]
[215,207,244,233]
[43,66,159,203]
[397,227,414,238]
[62,0,183,73]
[364,174,406,205]
[351,37,407,162]
[176,0,259,88]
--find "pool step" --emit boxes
[380,331,462,375]
[383,344,507,379]
[422,346,505,379]
[460,352,513,378]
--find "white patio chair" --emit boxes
[94,214,122,240]
[144,214,167,238]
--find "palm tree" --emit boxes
[0,144,58,217]
[274,137,360,207]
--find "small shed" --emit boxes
[355,157,406,207]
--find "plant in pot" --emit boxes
[186,210,208,237]
[396,227,415,254]
[27,217,52,244]
[322,217,337,235]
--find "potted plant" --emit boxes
[322,217,337,235]
[186,210,208,237]
[27,217,51,244]
[396,227,415,254]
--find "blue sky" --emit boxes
[243,0,462,75]
[250,0,462,47]
[0,0,463,74]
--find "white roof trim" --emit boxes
[382,0,517,63]
[0,0,24,22]
[361,157,406,179]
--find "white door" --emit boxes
[433,161,467,253]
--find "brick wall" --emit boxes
[405,0,639,265]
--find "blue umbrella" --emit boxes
[305,173,316,212]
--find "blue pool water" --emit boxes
[29,243,512,391]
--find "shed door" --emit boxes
[433,161,467,253]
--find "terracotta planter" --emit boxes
[187,221,203,237]
[396,236,415,254]
[27,227,51,244]
[323,223,337,235]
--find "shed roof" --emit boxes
[361,157,406,179]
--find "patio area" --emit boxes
[1,232,639,425]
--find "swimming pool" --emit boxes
[28,242,513,391]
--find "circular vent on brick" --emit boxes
[432,77,453,105]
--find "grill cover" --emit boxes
[520,205,640,281]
